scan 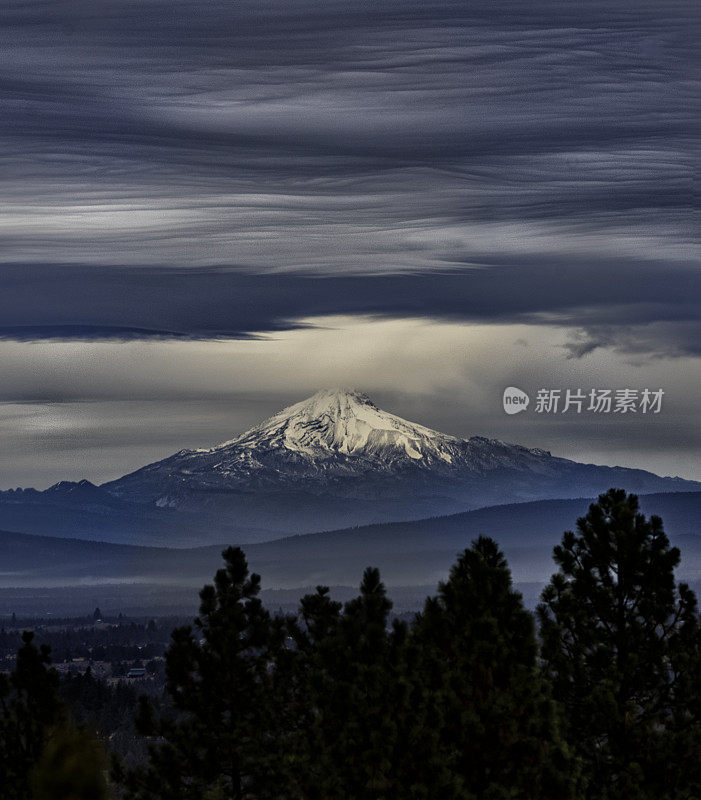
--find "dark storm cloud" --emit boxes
[0,258,699,357]
[0,0,698,354]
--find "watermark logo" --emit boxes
[503,387,664,415]
[503,386,530,414]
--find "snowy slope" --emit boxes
[222,388,462,462]
[104,389,562,503]
[96,389,699,538]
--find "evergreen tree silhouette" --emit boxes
[276,570,408,798]
[412,536,575,799]
[538,488,701,799]
[0,631,63,800]
[115,547,283,800]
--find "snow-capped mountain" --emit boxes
[223,388,463,464]
[221,388,552,472]
[92,388,698,539]
[102,389,556,503]
[0,388,698,545]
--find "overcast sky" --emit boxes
[0,0,698,487]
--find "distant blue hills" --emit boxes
[0,493,698,608]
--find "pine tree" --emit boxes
[278,569,392,800]
[411,536,575,799]
[115,547,283,800]
[278,570,405,799]
[538,488,701,799]
[0,631,63,800]
[268,584,344,796]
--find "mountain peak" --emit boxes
[288,387,376,416]
[98,388,701,536]
[45,479,101,495]
[308,387,372,402]
[216,388,459,461]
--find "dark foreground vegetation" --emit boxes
[1,489,700,799]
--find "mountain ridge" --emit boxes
[0,389,698,544]
[1,492,699,601]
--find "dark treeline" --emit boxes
[1,489,700,799]
[0,618,176,665]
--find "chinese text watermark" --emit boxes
[503,387,664,415]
